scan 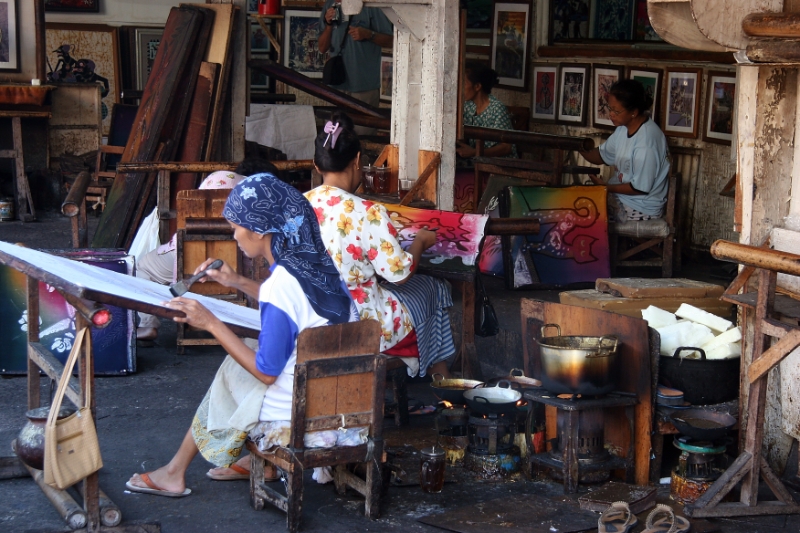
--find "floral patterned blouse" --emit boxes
[463,94,518,157]
[305,186,414,351]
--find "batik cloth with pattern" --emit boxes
[223,173,353,324]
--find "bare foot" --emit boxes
[128,465,186,494]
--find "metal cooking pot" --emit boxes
[486,369,542,390]
[669,408,736,440]
[659,347,740,405]
[537,324,619,396]
[463,380,522,415]
[430,373,484,405]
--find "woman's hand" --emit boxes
[194,258,239,288]
[456,141,476,158]
[163,297,220,332]
[414,228,438,251]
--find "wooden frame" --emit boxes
[557,63,590,125]
[134,27,163,91]
[592,64,624,129]
[550,0,591,42]
[45,23,121,136]
[663,67,702,139]
[0,0,19,71]
[531,63,558,122]
[627,66,662,124]
[379,54,392,102]
[45,0,98,13]
[703,70,736,145]
[283,9,327,79]
[593,0,636,40]
[490,1,532,90]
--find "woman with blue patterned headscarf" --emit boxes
[127,173,357,498]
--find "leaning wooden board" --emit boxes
[559,289,733,318]
[595,278,725,299]
[521,299,653,486]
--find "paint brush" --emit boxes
[169,259,223,297]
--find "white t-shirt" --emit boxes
[598,119,670,216]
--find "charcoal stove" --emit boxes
[670,436,729,504]
[524,388,637,493]
[436,404,469,466]
[463,411,523,479]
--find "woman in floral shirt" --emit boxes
[305,112,455,377]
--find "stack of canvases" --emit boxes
[92,4,237,249]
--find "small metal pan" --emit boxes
[669,408,736,441]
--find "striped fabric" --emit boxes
[386,275,456,376]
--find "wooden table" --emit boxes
[0,106,50,221]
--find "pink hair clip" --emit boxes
[323,121,341,148]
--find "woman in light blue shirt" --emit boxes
[580,79,670,221]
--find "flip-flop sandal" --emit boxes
[643,504,691,533]
[206,463,250,481]
[125,473,191,498]
[598,501,638,533]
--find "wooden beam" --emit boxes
[399,152,440,206]
[747,329,800,383]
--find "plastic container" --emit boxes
[373,166,390,194]
[258,0,280,15]
[0,198,14,221]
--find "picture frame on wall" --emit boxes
[250,21,271,53]
[0,0,19,71]
[45,0,99,13]
[45,23,121,136]
[627,66,662,124]
[283,9,328,79]
[380,54,392,102]
[490,2,532,90]
[664,68,702,138]
[557,64,590,125]
[703,71,736,145]
[531,63,558,122]
[593,0,635,41]
[592,64,624,129]
[247,0,258,14]
[250,53,270,90]
[135,28,163,91]
[550,0,590,41]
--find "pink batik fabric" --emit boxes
[305,185,414,351]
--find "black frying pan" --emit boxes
[669,408,736,440]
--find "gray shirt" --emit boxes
[319,1,393,93]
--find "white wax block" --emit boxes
[706,342,741,360]
[675,303,733,333]
[657,321,714,357]
[700,327,742,352]
[642,305,678,329]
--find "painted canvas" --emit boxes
[283,9,328,78]
[491,3,531,90]
[380,54,393,102]
[46,24,120,135]
[593,0,634,40]
[593,65,623,128]
[558,65,589,124]
[502,186,610,288]
[45,0,99,13]
[0,0,18,71]
[377,203,488,273]
[664,69,701,138]
[0,250,135,375]
[135,28,162,90]
[251,22,271,53]
[704,72,736,145]
[250,54,270,89]
[634,0,661,41]
[629,67,661,123]
[532,64,558,121]
[551,0,591,41]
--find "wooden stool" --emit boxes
[0,109,46,221]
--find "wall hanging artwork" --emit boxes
[550,0,590,41]
[664,67,702,138]
[251,21,271,53]
[380,54,392,102]
[501,185,610,289]
[135,27,162,90]
[283,9,328,78]
[45,0,99,13]
[593,0,634,40]
[557,64,589,125]
[531,63,558,122]
[627,66,662,124]
[250,53,270,90]
[0,0,18,71]
[593,64,623,129]
[703,71,736,145]
[45,23,120,136]
[490,2,532,90]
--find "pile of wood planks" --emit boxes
[92,3,238,249]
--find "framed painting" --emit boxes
[703,71,736,145]
[380,54,392,102]
[250,54,270,90]
[531,64,558,122]
[283,9,328,78]
[664,68,702,138]
[250,21,271,53]
[628,66,662,123]
[490,2,532,90]
[634,0,661,41]
[45,24,120,136]
[45,0,99,13]
[593,0,635,40]
[135,28,163,91]
[593,64,624,129]
[0,0,18,71]
[247,0,258,14]
[557,64,589,125]
[550,0,590,42]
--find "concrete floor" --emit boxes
[1,212,799,533]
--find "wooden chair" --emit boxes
[608,169,681,278]
[246,320,386,533]
[88,104,138,213]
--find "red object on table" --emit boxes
[258,0,280,15]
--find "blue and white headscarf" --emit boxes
[223,173,353,324]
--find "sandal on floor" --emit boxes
[643,504,691,533]
[598,501,638,533]
[126,473,191,498]
[206,463,250,481]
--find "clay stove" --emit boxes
[670,436,729,504]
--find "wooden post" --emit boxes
[27,276,40,410]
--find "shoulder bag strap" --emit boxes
[46,327,90,427]
[336,20,351,55]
